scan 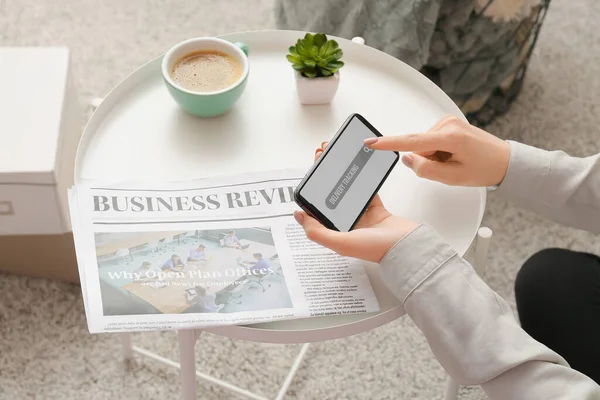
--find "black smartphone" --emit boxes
[294,113,399,232]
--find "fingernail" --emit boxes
[364,137,378,145]
[315,149,323,156]
[294,211,304,225]
[402,154,414,169]
[321,141,328,148]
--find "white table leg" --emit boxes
[178,329,198,400]
[274,343,310,400]
[473,227,493,277]
[120,332,133,360]
[444,377,460,400]
[91,97,103,111]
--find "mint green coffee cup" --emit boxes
[161,37,249,118]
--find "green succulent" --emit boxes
[286,33,344,78]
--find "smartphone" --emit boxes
[294,113,399,232]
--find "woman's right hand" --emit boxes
[364,115,511,187]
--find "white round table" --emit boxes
[76,30,485,399]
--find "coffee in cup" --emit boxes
[170,50,243,93]
[161,37,249,118]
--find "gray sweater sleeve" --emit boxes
[380,224,600,399]
[496,141,600,234]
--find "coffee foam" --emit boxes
[171,50,243,93]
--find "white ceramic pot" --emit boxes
[294,71,340,105]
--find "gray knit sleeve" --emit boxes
[496,140,600,234]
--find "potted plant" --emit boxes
[286,33,344,105]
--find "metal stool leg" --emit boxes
[473,227,493,277]
[443,227,493,399]
[445,376,460,400]
[91,97,103,111]
[120,332,133,361]
[274,343,310,400]
[178,329,198,400]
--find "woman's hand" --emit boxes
[294,143,418,263]
[364,115,511,187]
[293,202,417,263]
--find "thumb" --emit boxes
[294,211,347,252]
[403,154,461,185]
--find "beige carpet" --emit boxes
[1,0,599,399]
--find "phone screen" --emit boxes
[297,115,398,232]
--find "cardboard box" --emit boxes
[0,47,83,283]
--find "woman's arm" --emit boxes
[380,224,600,400]
[293,190,600,398]
[497,141,600,234]
[365,115,600,234]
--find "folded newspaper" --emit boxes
[69,169,380,333]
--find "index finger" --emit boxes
[365,132,455,153]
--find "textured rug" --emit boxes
[1,0,599,399]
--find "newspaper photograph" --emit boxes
[96,227,292,316]
[69,169,380,333]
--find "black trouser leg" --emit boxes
[515,248,600,384]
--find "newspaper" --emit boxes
[69,169,380,333]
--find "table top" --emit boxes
[76,30,485,344]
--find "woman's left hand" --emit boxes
[294,143,418,263]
